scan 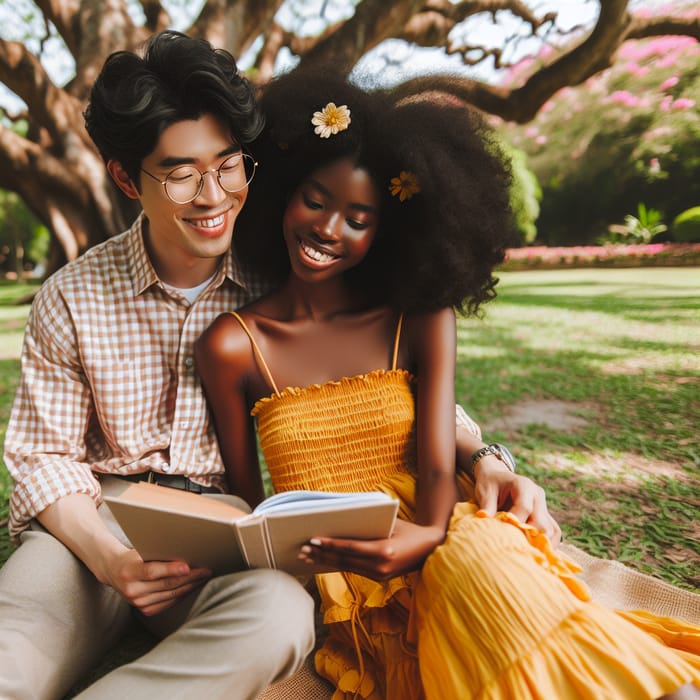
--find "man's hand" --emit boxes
[473,458,561,546]
[38,493,212,615]
[99,547,212,616]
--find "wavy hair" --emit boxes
[83,30,263,183]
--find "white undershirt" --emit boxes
[162,273,216,305]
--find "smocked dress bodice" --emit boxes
[252,369,416,495]
[233,310,416,497]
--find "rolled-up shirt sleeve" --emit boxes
[455,403,482,439]
[5,286,100,537]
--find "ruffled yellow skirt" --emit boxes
[314,473,700,699]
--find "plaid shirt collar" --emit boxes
[127,212,250,297]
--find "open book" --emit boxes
[104,480,399,577]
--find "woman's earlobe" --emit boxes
[107,160,140,199]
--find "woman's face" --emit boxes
[283,158,380,283]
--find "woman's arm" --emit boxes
[195,314,265,508]
[411,307,460,531]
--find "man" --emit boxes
[0,30,556,700]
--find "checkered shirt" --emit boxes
[4,214,267,538]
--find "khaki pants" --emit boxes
[0,482,315,700]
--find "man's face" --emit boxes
[136,114,249,286]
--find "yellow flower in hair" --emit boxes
[311,103,351,138]
[389,171,420,201]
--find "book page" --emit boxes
[253,489,396,515]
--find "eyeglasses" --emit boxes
[140,152,257,204]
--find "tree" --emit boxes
[0,189,49,277]
[1,0,698,271]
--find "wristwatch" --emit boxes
[469,443,517,478]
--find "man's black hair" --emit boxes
[84,30,263,183]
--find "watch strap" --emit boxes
[467,443,516,481]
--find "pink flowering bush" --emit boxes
[499,8,700,246]
[500,243,700,271]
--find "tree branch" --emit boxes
[191,0,286,58]
[33,0,82,58]
[436,0,555,29]
[392,0,633,123]
[190,0,227,47]
[140,0,171,33]
[253,21,287,83]
[71,0,145,101]
[301,0,427,72]
[0,39,87,143]
[400,2,560,71]
[626,13,700,41]
[0,122,81,201]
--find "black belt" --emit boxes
[118,471,221,494]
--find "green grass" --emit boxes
[0,270,698,592]
[455,267,699,590]
[0,280,35,562]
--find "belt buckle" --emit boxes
[146,471,155,485]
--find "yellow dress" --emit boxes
[231,312,700,700]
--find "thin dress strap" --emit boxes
[391,313,404,371]
[228,311,281,397]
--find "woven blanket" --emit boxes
[257,543,700,699]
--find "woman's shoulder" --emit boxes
[196,308,257,365]
[401,306,456,359]
[235,289,288,322]
[402,306,455,331]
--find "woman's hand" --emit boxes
[473,458,561,546]
[298,519,445,580]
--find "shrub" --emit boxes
[499,20,700,246]
[504,144,542,245]
[501,243,700,270]
[672,206,700,242]
[602,203,667,244]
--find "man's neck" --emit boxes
[142,223,223,287]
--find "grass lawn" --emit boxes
[0,269,698,592]
[455,267,699,591]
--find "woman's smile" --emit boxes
[298,237,341,266]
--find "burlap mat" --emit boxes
[560,543,699,623]
[257,544,699,699]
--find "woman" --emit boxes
[196,67,699,699]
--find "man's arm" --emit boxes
[4,287,102,535]
[455,410,561,545]
[4,285,210,615]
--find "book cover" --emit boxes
[104,481,399,576]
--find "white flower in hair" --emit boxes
[311,102,351,138]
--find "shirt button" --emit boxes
[162,463,171,472]
[184,357,194,369]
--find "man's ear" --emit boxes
[107,160,140,199]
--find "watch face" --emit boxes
[495,443,516,471]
